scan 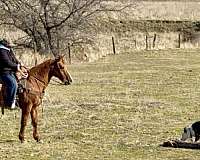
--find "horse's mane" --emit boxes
[29,59,53,77]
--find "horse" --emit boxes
[1,55,73,143]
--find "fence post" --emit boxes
[145,35,148,50]
[34,42,38,66]
[178,33,181,48]
[134,39,137,49]
[153,34,157,49]
[112,36,116,55]
[68,43,71,64]
[34,57,38,66]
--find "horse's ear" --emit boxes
[55,54,65,61]
[60,54,66,59]
[55,55,61,61]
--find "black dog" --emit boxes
[181,121,200,142]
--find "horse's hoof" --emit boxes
[19,135,24,143]
[37,139,43,143]
[20,140,26,143]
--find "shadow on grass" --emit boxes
[0,139,16,143]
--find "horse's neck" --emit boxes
[28,60,53,89]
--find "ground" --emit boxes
[1,49,200,159]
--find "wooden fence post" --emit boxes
[112,36,116,55]
[153,34,157,49]
[68,43,71,64]
[34,58,38,66]
[134,39,137,49]
[145,35,148,50]
[34,42,38,66]
[178,33,181,48]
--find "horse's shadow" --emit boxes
[0,139,16,143]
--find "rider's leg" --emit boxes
[0,73,18,108]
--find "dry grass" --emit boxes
[104,1,200,21]
[138,1,200,21]
[1,49,200,159]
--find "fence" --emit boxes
[24,31,200,65]
[109,32,200,55]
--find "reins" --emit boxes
[29,75,47,88]
[24,75,46,99]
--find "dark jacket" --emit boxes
[0,45,19,74]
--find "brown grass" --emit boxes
[1,49,200,159]
[104,1,200,21]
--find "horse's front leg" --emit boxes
[31,107,41,142]
[19,104,32,143]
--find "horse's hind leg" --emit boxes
[19,105,31,143]
[31,107,40,142]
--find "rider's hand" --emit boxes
[17,64,28,79]
[20,66,28,73]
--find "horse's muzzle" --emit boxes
[64,80,72,85]
[64,71,73,85]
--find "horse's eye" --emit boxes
[56,63,64,69]
[59,65,64,69]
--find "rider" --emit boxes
[0,39,27,110]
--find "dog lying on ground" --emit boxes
[181,121,200,142]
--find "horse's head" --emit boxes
[51,55,73,85]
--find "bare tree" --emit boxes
[0,0,132,56]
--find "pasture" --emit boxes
[1,49,200,159]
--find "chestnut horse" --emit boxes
[3,55,72,143]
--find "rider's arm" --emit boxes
[0,48,19,71]
[10,49,20,64]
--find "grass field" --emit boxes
[2,49,200,159]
